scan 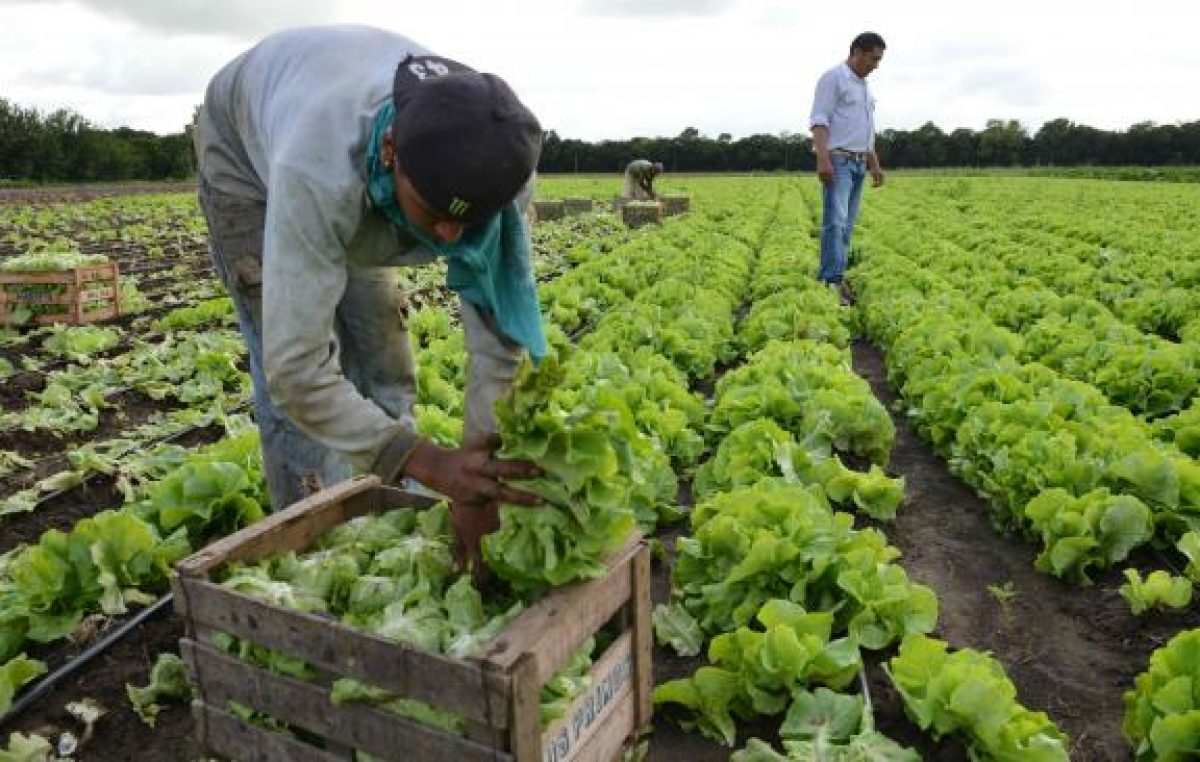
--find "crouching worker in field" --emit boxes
[622,159,664,200]
[193,24,546,570]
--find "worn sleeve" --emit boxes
[461,297,523,436]
[809,70,837,129]
[260,165,421,478]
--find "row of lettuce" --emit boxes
[891,177,1200,346]
[830,180,1200,611]
[823,176,1200,758]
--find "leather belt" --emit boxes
[830,148,868,160]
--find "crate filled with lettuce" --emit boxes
[0,250,122,325]
[171,474,653,762]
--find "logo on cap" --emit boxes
[447,197,471,217]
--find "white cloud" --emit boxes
[0,0,339,36]
[577,0,738,17]
[0,0,1197,138]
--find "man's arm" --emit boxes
[809,71,837,186]
[261,167,424,480]
[460,297,523,437]
[639,171,655,197]
[812,125,833,186]
[867,149,885,187]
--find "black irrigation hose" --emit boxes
[0,592,175,729]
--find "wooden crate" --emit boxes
[563,198,594,216]
[660,195,690,216]
[172,475,653,762]
[532,200,566,222]
[0,262,121,325]
[621,202,663,229]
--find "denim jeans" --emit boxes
[197,177,417,511]
[818,154,867,285]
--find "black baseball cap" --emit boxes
[392,54,542,226]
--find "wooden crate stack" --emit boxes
[660,195,691,216]
[563,198,594,216]
[172,476,653,762]
[531,200,566,222]
[620,201,663,229]
[0,262,121,325]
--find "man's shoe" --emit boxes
[838,282,856,306]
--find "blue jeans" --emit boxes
[197,177,416,511]
[818,154,866,285]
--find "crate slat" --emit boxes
[507,654,541,762]
[193,702,346,762]
[173,577,510,728]
[541,630,635,762]
[558,689,635,762]
[630,543,654,729]
[175,475,424,576]
[182,639,510,762]
[0,262,120,325]
[479,537,640,686]
[27,306,119,325]
[13,286,116,305]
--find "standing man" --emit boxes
[192,25,545,569]
[809,32,886,304]
[622,159,664,200]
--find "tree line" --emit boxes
[542,119,1200,173]
[1,96,1198,182]
[0,99,191,182]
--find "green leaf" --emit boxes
[126,652,193,727]
[653,603,704,657]
[653,666,740,747]
[0,655,47,715]
[1120,569,1194,616]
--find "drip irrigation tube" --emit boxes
[0,593,175,729]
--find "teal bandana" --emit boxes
[366,101,547,361]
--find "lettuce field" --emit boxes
[1,175,1199,761]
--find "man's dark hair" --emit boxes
[851,32,886,53]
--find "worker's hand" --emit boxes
[871,166,885,187]
[451,499,501,586]
[817,155,834,186]
[403,433,543,508]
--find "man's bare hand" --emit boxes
[403,433,542,508]
[871,166,885,187]
[817,155,834,186]
[403,434,542,584]
[451,499,501,585]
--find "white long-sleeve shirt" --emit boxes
[809,62,877,153]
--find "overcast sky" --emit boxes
[0,0,1197,140]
